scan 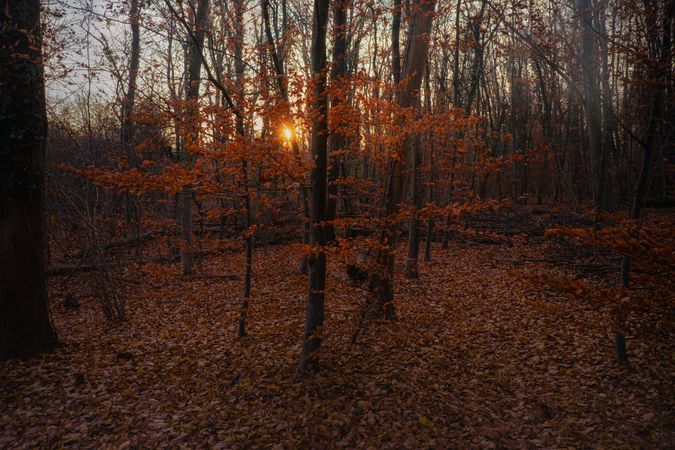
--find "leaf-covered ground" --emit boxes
[1,240,673,448]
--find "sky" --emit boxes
[45,0,127,106]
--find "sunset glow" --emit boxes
[282,126,293,142]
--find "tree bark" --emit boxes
[464,0,486,116]
[232,0,253,339]
[441,0,462,249]
[423,61,435,262]
[121,0,140,160]
[391,0,402,85]
[300,0,330,373]
[177,0,210,275]
[378,0,436,314]
[0,0,58,359]
[578,0,607,211]
[326,0,351,242]
[404,132,423,278]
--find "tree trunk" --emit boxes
[441,0,463,249]
[233,0,253,338]
[178,0,210,275]
[578,0,607,211]
[121,0,140,160]
[0,0,58,359]
[423,61,435,262]
[378,0,436,314]
[464,0,486,116]
[121,0,141,229]
[326,0,351,242]
[391,0,402,85]
[404,132,423,278]
[300,0,330,373]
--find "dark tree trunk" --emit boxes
[262,0,287,97]
[233,0,253,339]
[300,0,330,373]
[178,0,210,275]
[441,0,463,249]
[464,0,486,116]
[391,0,402,85]
[452,0,462,108]
[121,0,140,159]
[326,0,351,243]
[423,62,435,262]
[121,0,141,230]
[578,0,607,211]
[0,0,58,359]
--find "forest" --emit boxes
[0,0,673,447]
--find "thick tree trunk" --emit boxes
[300,0,330,373]
[0,0,58,359]
[378,0,436,314]
[262,0,287,97]
[178,0,210,275]
[178,186,194,274]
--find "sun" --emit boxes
[282,126,294,141]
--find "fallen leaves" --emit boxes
[0,239,672,448]
[418,415,433,428]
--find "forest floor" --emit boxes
[1,229,673,448]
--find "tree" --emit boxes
[300,0,330,373]
[0,0,58,359]
[232,0,253,339]
[177,0,210,275]
[377,0,436,314]
[578,0,607,211]
[325,0,352,243]
[120,0,141,162]
[121,0,142,238]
